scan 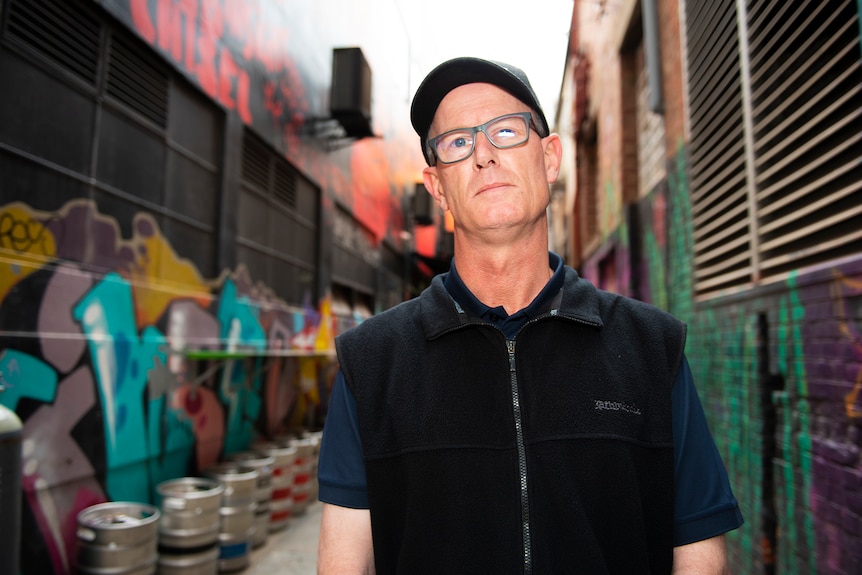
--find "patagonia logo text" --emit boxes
[594,400,642,415]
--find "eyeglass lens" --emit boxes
[432,113,531,164]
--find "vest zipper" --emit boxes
[507,338,532,575]
[442,308,598,573]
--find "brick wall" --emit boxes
[571,0,862,571]
[582,143,862,573]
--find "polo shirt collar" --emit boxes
[442,252,565,335]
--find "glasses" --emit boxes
[426,112,538,166]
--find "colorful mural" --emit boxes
[0,200,345,574]
[0,1,438,571]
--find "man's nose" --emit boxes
[472,131,498,167]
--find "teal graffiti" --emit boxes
[666,143,694,322]
[0,349,58,409]
[147,357,196,499]
[643,224,667,310]
[73,272,194,502]
[216,279,265,453]
[773,274,815,574]
[667,143,755,571]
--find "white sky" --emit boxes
[394,0,575,119]
[298,0,574,173]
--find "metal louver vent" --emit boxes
[748,0,862,278]
[241,131,271,191]
[274,160,298,208]
[6,0,100,84]
[241,131,299,209]
[686,0,752,296]
[687,0,862,299]
[106,33,169,127]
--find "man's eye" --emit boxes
[494,127,518,139]
[441,133,472,149]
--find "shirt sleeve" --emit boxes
[317,369,370,508]
[672,355,744,545]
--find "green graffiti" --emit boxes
[666,144,694,322]
[777,273,815,573]
[662,143,817,574]
[643,220,668,310]
[602,179,619,239]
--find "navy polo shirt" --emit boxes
[318,254,743,545]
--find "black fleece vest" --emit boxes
[336,268,686,574]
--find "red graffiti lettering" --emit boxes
[130,0,155,42]
[117,0,288,129]
[195,0,224,98]
[155,0,197,69]
[199,0,224,37]
[227,2,288,74]
[263,80,284,121]
[223,2,256,53]
[218,48,237,109]
[196,29,218,98]
[236,66,252,124]
[156,0,181,61]
[179,0,198,72]
[219,49,253,124]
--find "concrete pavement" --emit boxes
[243,501,321,575]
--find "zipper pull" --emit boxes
[507,340,516,371]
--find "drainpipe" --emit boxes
[641,0,664,113]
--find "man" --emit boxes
[317,57,743,574]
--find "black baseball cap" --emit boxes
[410,57,550,165]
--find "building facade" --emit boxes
[554,0,862,572]
[0,1,447,572]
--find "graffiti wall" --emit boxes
[0,1,454,574]
[0,200,350,574]
[581,146,862,574]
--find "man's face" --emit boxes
[422,83,561,239]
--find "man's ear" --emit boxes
[542,133,563,184]
[423,166,449,212]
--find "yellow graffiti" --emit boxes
[0,200,214,327]
[128,213,213,326]
[314,295,335,352]
[0,203,58,301]
[832,269,862,419]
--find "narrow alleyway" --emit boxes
[244,501,321,575]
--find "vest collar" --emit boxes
[420,266,604,340]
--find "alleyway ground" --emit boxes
[244,501,321,575]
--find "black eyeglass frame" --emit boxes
[425,112,541,166]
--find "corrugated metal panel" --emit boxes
[686,0,752,296]
[5,0,100,84]
[106,33,169,128]
[748,0,862,279]
[686,0,862,298]
[238,129,319,304]
[273,159,298,209]
[241,131,271,192]
[241,131,302,211]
